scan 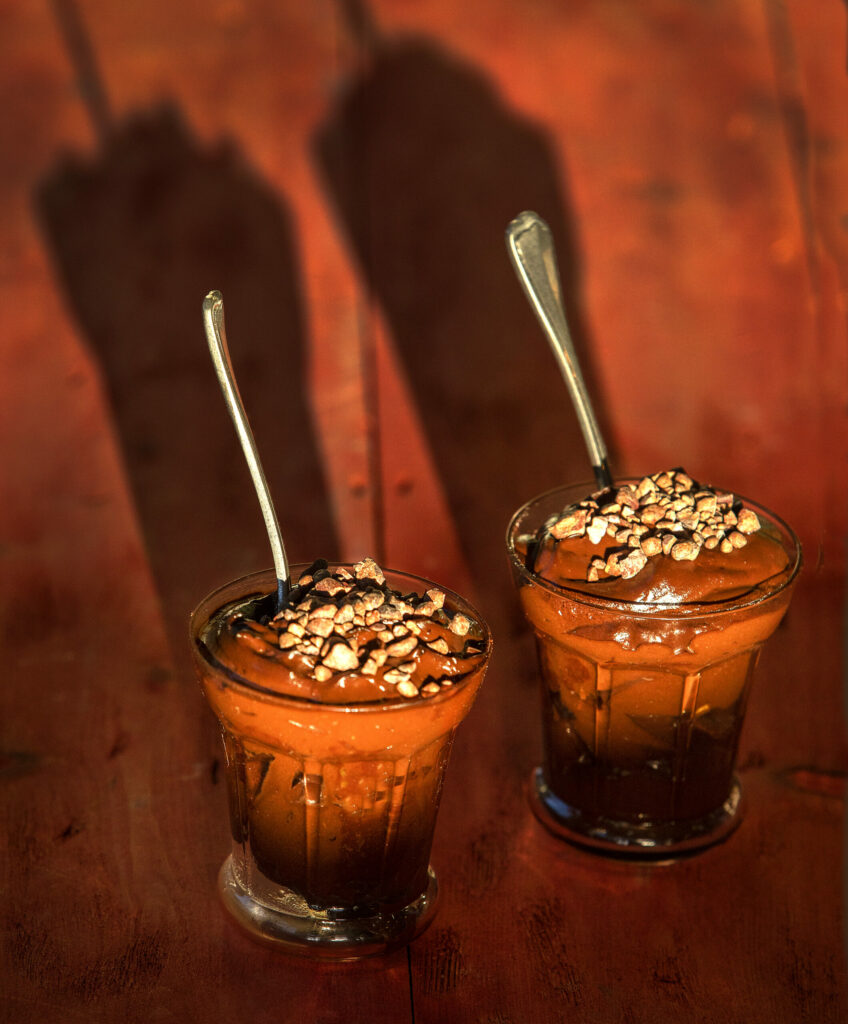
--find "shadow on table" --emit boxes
[34,104,339,654]
[313,9,612,629]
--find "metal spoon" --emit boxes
[505,210,613,491]
[202,290,289,612]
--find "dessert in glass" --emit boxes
[507,469,801,856]
[191,557,491,958]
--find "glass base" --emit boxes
[217,856,439,960]
[529,767,743,858]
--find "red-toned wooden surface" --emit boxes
[1,1,845,1021]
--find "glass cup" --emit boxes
[507,483,801,856]
[191,566,491,959]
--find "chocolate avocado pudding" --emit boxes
[507,471,800,854]
[192,560,491,956]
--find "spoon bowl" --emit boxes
[506,211,612,491]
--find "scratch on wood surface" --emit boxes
[10,914,166,999]
[523,899,583,1007]
[783,932,840,1014]
[420,925,466,995]
[466,827,510,897]
[54,819,85,842]
[650,953,694,1008]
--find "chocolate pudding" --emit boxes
[192,560,491,957]
[507,471,800,854]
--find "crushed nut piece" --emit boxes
[353,558,386,585]
[696,495,717,516]
[310,603,337,620]
[641,536,662,557]
[387,636,418,658]
[449,613,470,636]
[619,549,648,579]
[306,617,335,637]
[605,551,626,576]
[586,517,608,544]
[640,504,665,526]
[616,487,640,510]
[587,556,606,582]
[736,509,760,534]
[384,668,410,684]
[370,648,389,668]
[671,540,699,561]
[313,577,348,596]
[361,591,385,611]
[334,604,354,624]
[322,643,360,672]
[550,508,589,539]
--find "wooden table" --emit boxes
[2,1,845,1020]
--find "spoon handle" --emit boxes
[202,290,289,607]
[506,210,612,491]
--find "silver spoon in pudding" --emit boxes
[202,290,290,613]
[506,210,612,491]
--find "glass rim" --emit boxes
[190,564,493,710]
[505,480,803,619]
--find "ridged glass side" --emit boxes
[222,731,453,916]
[537,640,763,837]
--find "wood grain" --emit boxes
[1,1,844,1021]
